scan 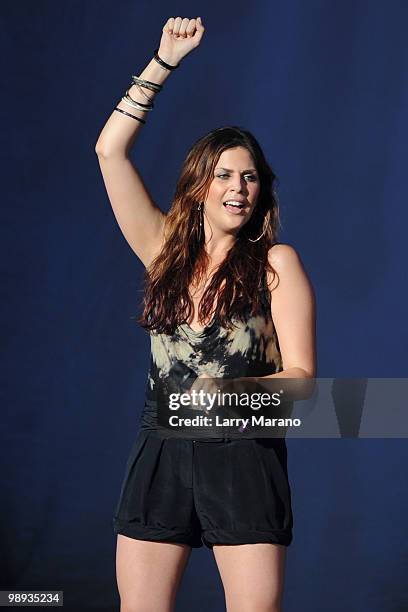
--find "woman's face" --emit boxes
[203,146,260,236]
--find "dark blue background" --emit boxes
[2,1,407,610]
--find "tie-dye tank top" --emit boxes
[139,268,283,434]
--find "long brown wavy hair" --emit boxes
[137,126,281,335]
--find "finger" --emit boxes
[163,16,175,33]
[178,17,190,37]
[185,18,196,37]
[172,16,182,36]
[192,16,205,41]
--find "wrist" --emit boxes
[156,48,182,69]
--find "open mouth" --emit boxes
[223,200,246,214]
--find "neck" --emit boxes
[203,229,237,259]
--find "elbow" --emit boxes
[95,143,108,158]
[299,360,317,378]
[298,367,315,379]
[286,366,316,379]
[305,368,316,379]
[94,144,127,160]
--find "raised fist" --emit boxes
[158,17,205,66]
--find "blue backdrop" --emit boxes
[2,1,407,610]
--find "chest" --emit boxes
[186,275,226,332]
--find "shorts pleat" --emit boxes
[113,432,293,549]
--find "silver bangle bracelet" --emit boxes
[121,95,154,112]
[125,89,154,110]
[131,75,162,93]
[132,82,154,104]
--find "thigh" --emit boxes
[213,543,287,612]
[116,534,191,612]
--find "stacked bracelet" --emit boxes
[114,50,180,124]
[122,89,154,111]
[131,76,162,93]
[132,81,154,104]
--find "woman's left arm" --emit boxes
[261,243,316,379]
[195,244,316,403]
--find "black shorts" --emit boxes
[113,430,293,549]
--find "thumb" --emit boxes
[192,16,205,41]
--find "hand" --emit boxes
[187,372,221,412]
[187,376,250,417]
[158,16,205,66]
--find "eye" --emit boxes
[216,173,258,181]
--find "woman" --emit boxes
[95,16,316,612]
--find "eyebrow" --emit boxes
[215,167,258,173]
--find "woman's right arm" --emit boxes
[95,17,205,269]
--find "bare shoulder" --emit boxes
[267,243,302,269]
[266,243,306,290]
[265,242,316,377]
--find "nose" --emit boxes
[229,174,246,193]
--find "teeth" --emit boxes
[224,200,243,208]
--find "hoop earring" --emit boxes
[196,202,204,241]
[247,214,269,242]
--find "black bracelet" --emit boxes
[114,107,146,124]
[153,48,180,70]
[125,89,154,110]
